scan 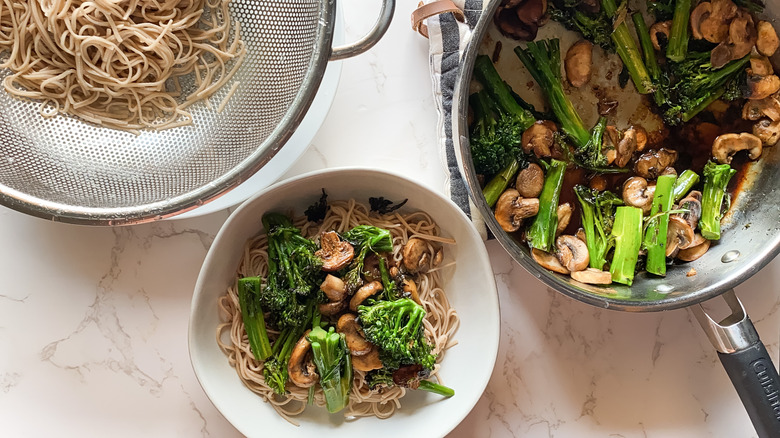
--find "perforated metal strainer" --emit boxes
[0,0,395,225]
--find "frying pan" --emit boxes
[451,1,780,436]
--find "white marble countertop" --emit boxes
[1,1,779,437]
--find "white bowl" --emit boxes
[188,167,500,437]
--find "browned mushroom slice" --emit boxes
[319,299,347,317]
[531,248,569,274]
[728,12,758,60]
[622,177,656,214]
[522,120,556,157]
[565,40,593,88]
[710,43,735,69]
[666,215,696,257]
[320,274,346,302]
[678,191,703,232]
[336,314,373,356]
[757,21,780,57]
[515,163,544,198]
[515,0,548,28]
[743,94,780,121]
[749,54,774,77]
[556,203,573,236]
[634,126,648,152]
[633,148,679,180]
[677,234,711,262]
[402,278,422,305]
[589,174,608,192]
[494,189,540,233]
[615,127,638,168]
[747,73,780,101]
[556,235,589,272]
[316,231,354,272]
[402,237,429,272]
[494,1,542,41]
[701,0,738,44]
[650,21,672,51]
[349,281,383,311]
[753,118,780,146]
[712,132,763,163]
[288,330,319,388]
[571,268,612,285]
[351,347,383,372]
[690,2,711,40]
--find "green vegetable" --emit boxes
[610,206,644,286]
[308,326,353,413]
[358,298,436,371]
[366,368,454,397]
[263,325,305,395]
[418,380,455,397]
[261,212,323,329]
[483,159,521,208]
[237,277,273,361]
[526,159,567,252]
[574,186,623,270]
[643,175,677,276]
[514,39,590,148]
[700,161,737,240]
[632,12,666,106]
[672,169,700,202]
[342,225,394,294]
[600,0,654,94]
[549,0,614,50]
[648,0,675,21]
[666,0,692,62]
[574,116,628,173]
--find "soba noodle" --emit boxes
[0,0,245,130]
[216,200,460,424]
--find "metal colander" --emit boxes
[0,0,394,225]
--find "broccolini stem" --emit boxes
[610,206,644,286]
[682,55,751,122]
[526,159,567,252]
[644,175,677,276]
[600,0,654,94]
[418,380,455,397]
[514,40,590,148]
[700,161,737,240]
[632,12,665,106]
[483,159,521,208]
[666,0,692,62]
[237,277,273,361]
[672,169,700,202]
[473,55,536,126]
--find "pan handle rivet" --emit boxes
[721,250,740,263]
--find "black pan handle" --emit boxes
[692,289,780,438]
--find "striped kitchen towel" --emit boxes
[413,0,490,239]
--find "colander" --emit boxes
[0,0,395,225]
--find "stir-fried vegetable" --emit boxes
[666,0,692,62]
[237,277,273,361]
[575,186,623,270]
[526,159,567,252]
[308,326,353,413]
[644,175,677,276]
[610,206,644,286]
[600,0,654,94]
[342,225,393,294]
[700,161,737,240]
[672,170,701,202]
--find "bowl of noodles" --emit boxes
[189,167,499,437]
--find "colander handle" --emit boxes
[330,0,396,60]
[692,289,780,438]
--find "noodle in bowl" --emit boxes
[189,168,500,437]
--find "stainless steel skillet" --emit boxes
[452,1,780,435]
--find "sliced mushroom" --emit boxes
[402,278,422,305]
[494,0,548,42]
[753,118,780,146]
[361,253,381,282]
[556,235,589,272]
[571,268,612,285]
[432,248,444,267]
[728,12,758,60]
[615,127,638,168]
[402,237,429,272]
[319,299,347,317]
[316,231,354,272]
[712,132,763,163]
[743,94,780,121]
[494,189,540,232]
[633,148,679,179]
[288,330,319,388]
[565,40,593,88]
[320,274,346,302]
[531,248,569,274]
[749,54,774,77]
[747,73,780,100]
[352,347,383,372]
[556,202,572,235]
[711,43,735,69]
[690,2,712,40]
[349,281,383,311]
[701,0,738,44]
[666,215,696,257]
[635,126,648,152]
[515,0,548,28]
[757,21,780,57]
[661,167,678,177]
[522,120,556,157]
[575,228,587,244]
[677,236,711,261]
[589,174,607,191]
[650,21,672,51]
[678,191,703,231]
[336,314,373,356]
[515,163,544,198]
[623,177,656,214]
